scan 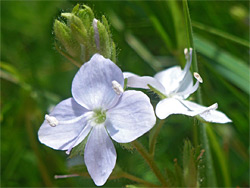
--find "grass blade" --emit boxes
[183,0,217,187]
[192,21,250,48]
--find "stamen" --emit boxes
[176,71,202,97]
[176,80,199,97]
[45,114,58,127]
[112,80,124,95]
[45,111,93,128]
[174,48,193,94]
[194,72,203,83]
[54,174,80,179]
[92,18,100,51]
[66,121,92,155]
[182,48,193,76]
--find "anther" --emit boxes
[193,72,203,83]
[112,80,124,95]
[45,114,58,127]
[184,48,189,59]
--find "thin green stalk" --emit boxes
[25,113,53,186]
[149,120,165,157]
[183,0,217,186]
[192,21,249,48]
[132,140,168,187]
[56,171,159,187]
[206,126,231,187]
[112,171,160,187]
[55,43,81,68]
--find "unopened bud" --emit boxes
[97,21,111,58]
[54,4,116,64]
[54,20,80,58]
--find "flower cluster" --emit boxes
[38,50,231,186]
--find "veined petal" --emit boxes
[72,54,124,110]
[123,72,165,95]
[181,100,232,124]
[155,98,204,119]
[84,125,116,186]
[154,66,193,98]
[38,98,91,151]
[106,90,156,143]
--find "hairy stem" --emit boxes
[132,140,168,187]
[112,171,160,187]
[149,120,165,157]
[55,43,81,68]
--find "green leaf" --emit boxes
[192,21,250,48]
[206,126,231,187]
[194,35,249,94]
[125,32,162,71]
[183,140,198,187]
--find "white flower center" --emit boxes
[92,109,106,125]
[112,80,124,95]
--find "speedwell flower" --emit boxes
[124,48,231,124]
[38,54,156,186]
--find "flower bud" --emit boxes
[97,20,111,58]
[53,19,80,58]
[53,4,116,64]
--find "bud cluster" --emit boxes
[54,4,116,64]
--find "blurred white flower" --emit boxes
[124,48,232,123]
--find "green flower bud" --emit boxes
[54,4,116,65]
[62,13,88,47]
[53,20,80,58]
[97,20,111,58]
[77,5,94,32]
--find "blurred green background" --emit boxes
[1,0,249,187]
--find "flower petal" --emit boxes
[106,90,156,143]
[155,98,204,119]
[84,125,116,186]
[38,98,91,151]
[72,54,124,110]
[180,100,232,124]
[123,72,166,94]
[154,66,193,98]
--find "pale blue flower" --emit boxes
[124,48,232,124]
[38,54,156,186]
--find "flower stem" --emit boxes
[111,171,160,187]
[149,120,165,157]
[55,42,81,68]
[132,140,168,187]
[59,171,159,187]
[148,84,166,100]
